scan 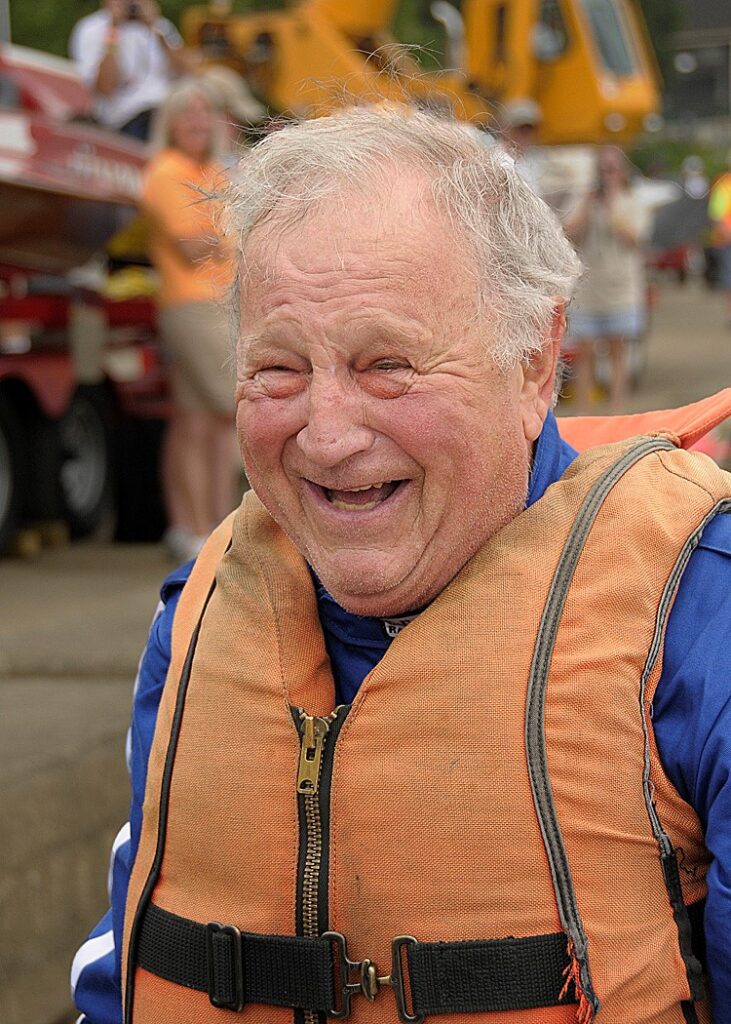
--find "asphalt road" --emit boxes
[0,277,728,1024]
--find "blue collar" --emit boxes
[527,409,578,506]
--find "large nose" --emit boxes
[296,371,375,468]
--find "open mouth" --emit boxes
[316,480,403,512]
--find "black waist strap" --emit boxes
[137,900,708,1019]
[407,934,575,1015]
[137,903,335,1013]
[136,903,577,1020]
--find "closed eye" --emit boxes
[251,365,303,380]
[370,360,412,371]
[246,364,307,399]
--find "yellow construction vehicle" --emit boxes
[182,0,660,143]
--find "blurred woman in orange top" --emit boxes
[142,78,236,562]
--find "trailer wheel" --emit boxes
[114,416,167,542]
[0,395,25,554]
[57,386,114,538]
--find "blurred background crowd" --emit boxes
[0,2,730,1021]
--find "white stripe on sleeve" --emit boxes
[70,929,115,995]
[107,820,131,898]
[126,599,165,771]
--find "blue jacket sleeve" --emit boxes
[70,565,191,1024]
[653,512,731,1024]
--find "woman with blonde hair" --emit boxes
[142,77,236,561]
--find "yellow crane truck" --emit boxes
[181,0,660,143]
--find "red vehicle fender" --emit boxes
[0,349,75,418]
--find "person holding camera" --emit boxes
[69,0,194,140]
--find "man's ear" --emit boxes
[519,302,564,443]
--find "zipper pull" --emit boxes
[296,715,330,795]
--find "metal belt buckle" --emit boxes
[390,935,423,1024]
[206,921,245,1012]
[322,931,423,1023]
[322,931,370,1018]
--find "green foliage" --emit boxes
[11,0,95,57]
[393,0,446,69]
[9,0,442,61]
[8,0,263,57]
[634,0,685,83]
[631,138,728,180]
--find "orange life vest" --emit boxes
[122,397,731,1024]
[558,389,731,453]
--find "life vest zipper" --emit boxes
[293,705,350,1024]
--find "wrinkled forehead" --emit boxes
[237,171,478,313]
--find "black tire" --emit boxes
[114,416,167,542]
[0,395,25,554]
[57,385,115,538]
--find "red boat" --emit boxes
[0,45,168,554]
[0,44,148,271]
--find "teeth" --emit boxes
[318,480,400,511]
[331,499,380,511]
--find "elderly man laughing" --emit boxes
[73,108,731,1024]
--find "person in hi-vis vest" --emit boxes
[72,107,731,1024]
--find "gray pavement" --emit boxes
[554,279,731,446]
[624,278,731,413]
[0,278,729,1024]
[0,545,171,1024]
[1,681,133,1024]
[0,543,171,679]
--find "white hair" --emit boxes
[222,106,582,367]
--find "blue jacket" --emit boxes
[72,412,731,1023]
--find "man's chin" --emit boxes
[309,553,412,616]
[309,552,441,618]
[328,589,421,619]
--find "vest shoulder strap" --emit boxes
[168,512,235,688]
